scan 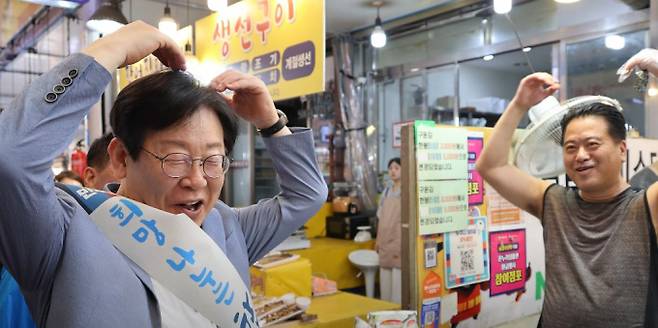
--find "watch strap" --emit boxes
[258,109,288,137]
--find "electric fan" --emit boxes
[514,95,623,178]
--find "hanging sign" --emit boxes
[195,0,325,101]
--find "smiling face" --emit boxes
[562,115,626,195]
[114,106,225,225]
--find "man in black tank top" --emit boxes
[476,54,658,327]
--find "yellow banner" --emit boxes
[195,0,325,101]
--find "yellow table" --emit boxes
[271,292,400,328]
[289,237,374,289]
[304,202,332,238]
[251,257,312,297]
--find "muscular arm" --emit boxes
[476,73,559,218]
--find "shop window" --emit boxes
[490,0,636,46]
[565,30,648,136]
[458,44,553,127]
[427,65,457,125]
[374,0,640,70]
[401,74,426,121]
[378,80,401,172]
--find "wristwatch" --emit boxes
[258,109,288,137]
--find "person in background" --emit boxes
[82,132,119,189]
[375,157,402,304]
[620,49,658,190]
[54,170,83,186]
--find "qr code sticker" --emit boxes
[460,248,475,272]
[425,246,437,268]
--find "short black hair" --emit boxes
[110,71,239,159]
[87,133,114,170]
[560,102,626,144]
[55,170,84,185]
[388,157,401,168]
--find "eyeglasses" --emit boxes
[141,148,231,179]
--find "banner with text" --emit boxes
[444,216,489,289]
[489,229,527,297]
[195,0,325,100]
[415,121,468,235]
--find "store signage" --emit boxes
[467,132,484,205]
[417,180,468,235]
[415,121,469,235]
[444,216,489,289]
[392,121,413,148]
[485,182,521,227]
[489,229,527,296]
[415,123,468,181]
[195,0,325,101]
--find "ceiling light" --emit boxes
[554,0,580,3]
[370,7,387,48]
[483,54,494,61]
[648,88,658,97]
[371,26,387,48]
[366,125,376,136]
[158,3,178,39]
[522,47,532,52]
[605,35,625,50]
[207,0,227,11]
[493,0,512,14]
[481,18,488,24]
[86,0,128,34]
[410,68,420,73]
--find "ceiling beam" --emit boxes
[0,6,68,70]
[145,0,211,11]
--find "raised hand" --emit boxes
[617,48,658,82]
[82,21,186,73]
[510,72,560,110]
[209,70,279,130]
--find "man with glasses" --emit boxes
[0,21,327,327]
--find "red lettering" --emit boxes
[234,16,251,33]
[256,20,270,44]
[287,0,295,22]
[274,3,283,25]
[241,36,252,51]
[221,41,229,58]
[221,19,231,39]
